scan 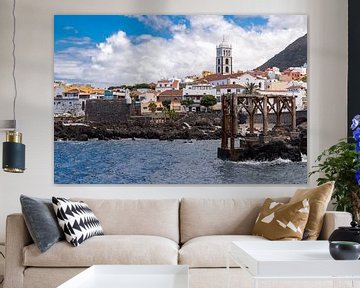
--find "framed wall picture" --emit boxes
[54,15,307,184]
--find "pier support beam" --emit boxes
[221,94,228,149]
[230,94,238,151]
[291,96,297,131]
[262,95,268,135]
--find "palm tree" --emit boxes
[244,82,258,95]
[148,102,157,123]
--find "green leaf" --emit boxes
[310,139,360,216]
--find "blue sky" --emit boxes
[55,16,175,51]
[54,15,306,87]
[54,15,268,52]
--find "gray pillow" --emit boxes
[20,195,64,253]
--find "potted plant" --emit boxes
[310,115,360,222]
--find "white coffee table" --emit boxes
[58,265,189,288]
[228,241,360,288]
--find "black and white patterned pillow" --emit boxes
[52,197,104,247]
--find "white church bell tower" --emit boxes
[216,36,232,75]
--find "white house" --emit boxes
[183,82,217,103]
[112,88,127,99]
[54,88,84,116]
[155,79,180,93]
[229,73,266,91]
[215,84,245,99]
[89,92,104,100]
[206,73,236,86]
[138,89,158,102]
[289,65,307,75]
[266,67,281,80]
[205,72,265,91]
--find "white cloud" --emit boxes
[133,15,173,31]
[54,47,97,83]
[57,36,92,46]
[54,15,307,87]
[266,15,307,30]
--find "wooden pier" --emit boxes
[218,93,297,161]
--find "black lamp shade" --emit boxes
[3,141,25,173]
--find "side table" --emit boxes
[227,241,360,288]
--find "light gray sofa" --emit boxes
[4,198,352,288]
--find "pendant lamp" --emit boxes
[1,0,25,173]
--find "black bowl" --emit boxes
[329,241,360,260]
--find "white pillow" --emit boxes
[52,197,103,246]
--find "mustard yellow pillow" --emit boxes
[252,198,310,240]
[289,181,334,240]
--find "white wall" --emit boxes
[0,0,348,242]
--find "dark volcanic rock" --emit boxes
[54,119,221,141]
[297,121,307,155]
[195,118,212,127]
[240,140,302,162]
[78,134,89,141]
[213,117,222,126]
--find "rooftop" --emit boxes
[158,89,183,97]
[204,72,245,82]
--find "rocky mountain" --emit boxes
[256,34,307,71]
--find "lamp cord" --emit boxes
[12,0,18,129]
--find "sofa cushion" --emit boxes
[179,235,267,268]
[180,198,289,243]
[252,198,310,240]
[52,197,104,247]
[290,181,334,240]
[72,199,179,243]
[20,195,64,253]
[23,235,178,267]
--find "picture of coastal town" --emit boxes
[54,15,308,184]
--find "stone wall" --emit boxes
[85,99,130,123]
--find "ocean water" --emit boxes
[54,139,307,184]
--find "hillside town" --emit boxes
[54,38,307,120]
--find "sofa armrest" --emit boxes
[318,211,352,240]
[4,214,33,288]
